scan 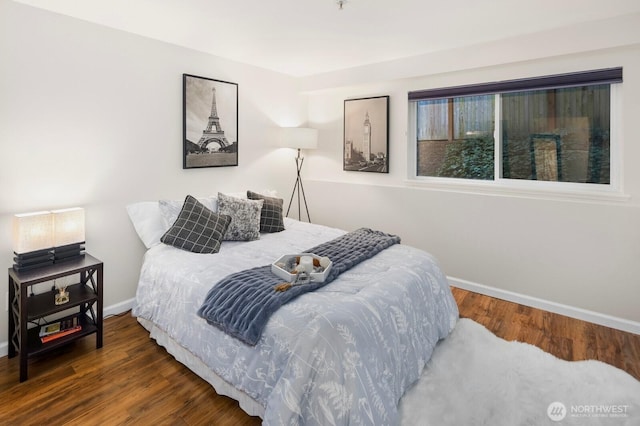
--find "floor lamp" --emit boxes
[279,127,318,222]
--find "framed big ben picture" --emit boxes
[343,95,389,173]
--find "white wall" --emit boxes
[0,1,305,346]
[302,22,640,327]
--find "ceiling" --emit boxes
[12,0,640,77]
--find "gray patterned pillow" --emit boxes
[160,195,231,253]
[217,192,264,241]
[247,190,285,233]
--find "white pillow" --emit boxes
[127,196,219,249]
[126,201,165,249]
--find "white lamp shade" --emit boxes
[12,211,54,254]
[52,207,85,247]
[279,127,318,150]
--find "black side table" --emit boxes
[8,254,103,382]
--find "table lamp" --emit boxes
[12,211,55,271]
[52,207,85,262]
[12,207,86,271]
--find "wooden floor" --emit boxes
[1,287,638,425]
[452,287,640,381]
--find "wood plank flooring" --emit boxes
[452,288,640,381]
[0,287,638,425]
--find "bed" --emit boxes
[128,194,459,425]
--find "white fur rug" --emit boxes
[399,319,640,425]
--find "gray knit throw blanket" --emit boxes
[197,228,401,345]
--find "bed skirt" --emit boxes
[136,317,265,418]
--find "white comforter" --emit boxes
[133,219,458,425]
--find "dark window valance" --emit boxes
[408,67,623,101]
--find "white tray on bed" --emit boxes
[271,253,332,283]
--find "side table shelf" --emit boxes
[26,314,98,356]
[7,254,103,382]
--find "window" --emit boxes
[417,95,495,180]
[409,68,622,187]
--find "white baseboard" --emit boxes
[449,276,640,336]
[0,297,136,358]
[104,297,135,319]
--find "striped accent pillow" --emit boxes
[160,195,231,253]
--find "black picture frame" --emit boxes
[183,74,238,169]
[343,95,389,173]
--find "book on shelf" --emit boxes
[39,317,82,343]
[39,317,78,337]
[41,326,82,343]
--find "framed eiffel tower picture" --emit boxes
[183,74,238,168]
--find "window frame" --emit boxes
[407,69,626,202]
